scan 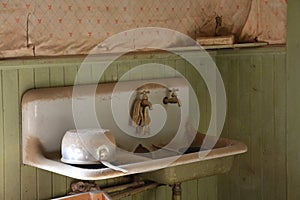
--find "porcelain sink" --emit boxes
[24,132,246,181]
[21,78,247,181]
[137,133,247,185]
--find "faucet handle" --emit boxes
[169,88,179,97]
[139,90,150,100]
[139,90,150,95]
[169,88,179,93]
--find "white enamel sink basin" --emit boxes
[21,78,247,181]
[137,133,247,184]
[24,132,246,181]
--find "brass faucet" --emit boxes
[131,90,152,134]
[140,90,152,109]
[163,89,181,107]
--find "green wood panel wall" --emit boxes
[0,71,4,199]
[3,70,21,200]
[0,47,286,200]
[19,68,36,200]
[216,51,287,200]
[287,1,300,199]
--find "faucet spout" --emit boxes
[163,89,181,107]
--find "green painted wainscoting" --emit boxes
[287,1,300,199]
[216,48,287,200]
[0,46,286,200]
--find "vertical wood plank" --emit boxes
[198,60,209,133]
[0,70,4,200]
[64,65,78,86]
[155,184,172,200]
[34,68,50,88]
[50,66,68,198]
[155,185,172,200]
[66,178,75,195]
[287,1,300,198]
[37,171,53,199]
[76,63,93,85]
[117,61,132,81]
[155,185,168,200]
[248,55,263,200]
[186,180,198,199]
[2,70,21,200]
[164,60,177,78]
[216,55,229,138]
[18,68,34,97]
[216,55,230,200]
[21,164,37,200]
[92,62,107,84]
[226,56,241,200]
[197,176,218,200]
[19,68,37,200]
[185,58,201,131]
[181,181,188,200]
[185,54,210,133]
[165,185,172,200]
[141,59,164,80]
[127,60,142,81]
[50,67,65,87]
[52,175,67,198]
[133,188,156,200]
[104,62,118,82]
[202,55,215,134]
[273,53,287,200]
[261,55,276,200]
[34,67,53,199]
[143,188,156,200]
[175,59,186,77]
[237,55,254,200]
[64,64,78,193]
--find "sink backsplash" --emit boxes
[22,77,195,155]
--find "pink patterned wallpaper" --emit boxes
[0,0,286,58]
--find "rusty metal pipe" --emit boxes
[172,183,182,200]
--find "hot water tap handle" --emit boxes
[139,90,152,109]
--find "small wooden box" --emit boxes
[197,35,235,46]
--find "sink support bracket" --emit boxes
[172,183,182,200]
